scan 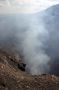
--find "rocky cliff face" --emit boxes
[0,49,59,90]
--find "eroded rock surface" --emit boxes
[0,49,59,90]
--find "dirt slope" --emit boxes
[0,49,59,90]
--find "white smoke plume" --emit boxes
[0,0,59,75]
[0,13,50,75]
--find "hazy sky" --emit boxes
[0,0,59,13]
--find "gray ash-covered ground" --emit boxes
[0,49,59,90]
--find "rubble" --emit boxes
[0,49,59,90]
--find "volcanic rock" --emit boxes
[0,49,59,90]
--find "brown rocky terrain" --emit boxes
[0,49,59,90]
